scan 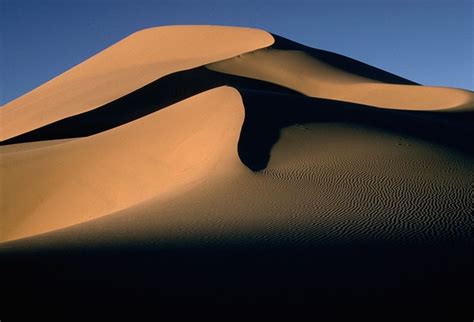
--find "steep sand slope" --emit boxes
[0,87,246,242]
[0,26,272,141]
[207,48,474,111]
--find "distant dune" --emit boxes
[208,37,473,111]
[1,25,472,315]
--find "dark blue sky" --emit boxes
[1,0,472,105]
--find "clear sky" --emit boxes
[1,0,472,105]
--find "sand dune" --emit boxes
[7,116,472,248]
[0,25,272,141]
[1,25,472,314]
[207,48,474,111]
[1,66,299,145]
[1,24,472,243]
[2,88,472,245]
[0,86,245,242]
[1,23,472,247]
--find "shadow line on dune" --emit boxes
[0,32,423,147]
[237,89,474,170]
[2,67,472,172]
[271,34,419,85]
[0,67,299,145]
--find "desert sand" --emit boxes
[1,86,245,241]
[208,47,473,111]
[0,25,272,141]
[1,25,473,315]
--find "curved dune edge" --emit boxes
[0,139,77,154]
[207,48,474,111]
[0,25,273,141]
[0,86,246,242]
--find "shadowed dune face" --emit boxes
[3,68,473,164]
[0,25,273,141]
[0,67,298,145]
[237,90,474,170]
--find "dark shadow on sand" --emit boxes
[0,236,471,318]
[237,89,474,170]
[271,34,419,85]
[2,67,473,172]
[0,67,299,145]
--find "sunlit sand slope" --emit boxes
[208,47,473,111]
[0,87,245,242]
[0,26,272,140]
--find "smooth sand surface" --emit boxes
[207,48,474,111]
[0,87,245,242]
[0,25,273,141]
[0,139,76,154]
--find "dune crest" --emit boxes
[0,86,246,242]
[0,26,273,141]
[207,48,474,111]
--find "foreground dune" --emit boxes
[0,87,245,242]
[0,25,272,141]
[9,120,471,246]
